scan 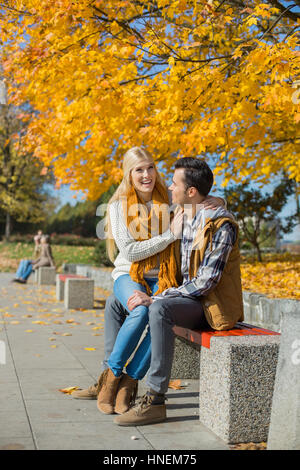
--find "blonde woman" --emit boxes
[73,147,224,414]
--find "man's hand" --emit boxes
[127,290,153,311]
[170,208,184,238]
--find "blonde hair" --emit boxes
[106,147,165,262]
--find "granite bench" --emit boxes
[35,266,56,285]
[64,277,94,310]
[56,274,87,301]
[171,322,281,444]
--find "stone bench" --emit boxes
[35,267,56,285]
[171,322,280,444]
[56,274,87,301]
[64,278,94,310]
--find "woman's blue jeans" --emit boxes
[16,260,33,281]
[107,274,158,380]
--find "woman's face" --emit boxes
[130,160,156,200]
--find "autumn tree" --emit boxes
[223,178,296,261]
[0,0,299,200]
[0,79,54,239]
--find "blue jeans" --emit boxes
[107,274,158,380]
[16,260,33,281]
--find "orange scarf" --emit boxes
[123,182,179,295]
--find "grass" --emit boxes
[0,241,98,272]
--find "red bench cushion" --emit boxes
[173,322,280,349]
[58,274,86,282]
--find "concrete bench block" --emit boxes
[199,335,280,444]
[56,274,64,301]
[37,267,56,285]
[171,336,200,379]
[64,278,94,310]
[267,310,300,450]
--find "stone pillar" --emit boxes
[64,278,94,310]
[37,267,56,285]
[199,335,280,444]
[267,308,300,450]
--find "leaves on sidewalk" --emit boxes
[58,386,80,395]
[168,379,186,390]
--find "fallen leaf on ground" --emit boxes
[32,321,49,325]
[52,320,63,324]
[168,380,185,390]
[58,386,80,395]
[231,442,267,450]
[48,337,56,341]
[25,330,34,333]
[51,345,58,348]
[62,333,72,336]
[84,347,96,351]
[10,321,20,324]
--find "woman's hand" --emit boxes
[127,290,153,311]
[170,209,184,238]
[201,196,225,210]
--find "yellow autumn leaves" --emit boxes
[0,0,299,200]
[241,254,300,300]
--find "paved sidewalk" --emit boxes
[0,272,228,450]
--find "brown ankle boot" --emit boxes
[97,368,122,414]
[114,374,138,415]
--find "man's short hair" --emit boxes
[174,157,214,197]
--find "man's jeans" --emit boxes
[107,274,158,380]
[103,292,208,392]
[16,260,33,281]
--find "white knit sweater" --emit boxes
[109,200,177,281]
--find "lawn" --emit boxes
[0,242,97,273]
[0,242,299,300]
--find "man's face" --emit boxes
[169,168,189,206]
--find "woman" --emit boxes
[73,147,224,414]
[32,234,55,271]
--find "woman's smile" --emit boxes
[131,161,156,200]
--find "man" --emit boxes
[112,157,244,426]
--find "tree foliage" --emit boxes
[45,184,117,237]
[0,0,299,199]
[0,91,55,237]
[224,178,296,260]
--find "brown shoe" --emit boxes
[71,384,98,400]
[97,368,122,415]
[114,374,138,415]
[114,392,166,426]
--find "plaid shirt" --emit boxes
[153,207,237,300]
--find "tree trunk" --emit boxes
[254,242,263,262]
[5,212,11,240]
